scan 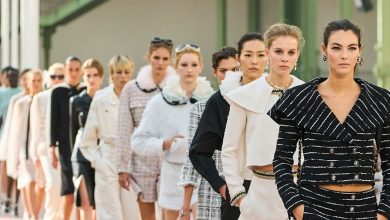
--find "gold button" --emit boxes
[354,174,359,180]
[350,206,354,212]
[351,195,356,200]
[353,148,357,153]
[354,160,359,166]
[330,148,335,154]
[331,175,336,180]
[330,162,334,167]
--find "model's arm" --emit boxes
[68,97,78,150]
[272,115,302,215]
[78,99,101,167]
[378,119,390,219]
[221,102,247,206]
[116,84,135,174]
[131,97,166,156]
[189,97,226,194]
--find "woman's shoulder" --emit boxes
[358,78,390,99]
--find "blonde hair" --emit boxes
[48,62,65,74]
[264,23,305,50]
[175,48,203,67]
[109,55,135,76]
[26,69,43,91]
[26,69,43,80]
[82,58,104,77]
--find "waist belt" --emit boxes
[253,169,297,179]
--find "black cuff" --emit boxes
[211,176,226,193]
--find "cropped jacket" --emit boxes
[269,78,390,218]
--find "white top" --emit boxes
[221,75,304,200]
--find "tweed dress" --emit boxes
[116,65,176,202]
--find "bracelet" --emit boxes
[179,209,192,217]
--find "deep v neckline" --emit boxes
[315,84,362,126]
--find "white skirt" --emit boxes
[158,161,197,210]
[238,175,288,220]
[17,159,35,189]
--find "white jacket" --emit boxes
[221,75,304,202]
[0,92,25,161]
[7,95,32,178]
[79,87,119,172]
[131,74,214,162]
[29,89,52,162]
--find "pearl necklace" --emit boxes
[266,76,293,97]
[266,76,293,90]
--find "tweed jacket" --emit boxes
[179,72,242,219]
[116,65,176,174]
[269,77,390,218]
[222,75,304,205]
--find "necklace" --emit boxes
[266,76,293,90]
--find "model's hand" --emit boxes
[162,134,184,150]
[219,184,227,200]
[377,213,388,220]
[118,173,131,190]
[178,207,192,220]
[292,204,304,220]
[49,146,58,169]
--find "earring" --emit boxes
[265,62,269,72]
[237,62,242,71]
[322,55,327,61]
[294,63,297,71]
[357,56,361,64]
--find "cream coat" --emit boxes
[7,95,31,180]
[221,75,304,203]
[29,89,62,219]
[0,92,25,161]
[79,87,140,220]
[29,89,52,161]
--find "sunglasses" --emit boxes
[151,37,173,46]
[50,75,65,80]
[175,44,200,53]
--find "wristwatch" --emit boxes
[179,209,192,217]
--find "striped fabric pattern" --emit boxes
[269,78,390,218]
[300,185,377,219]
